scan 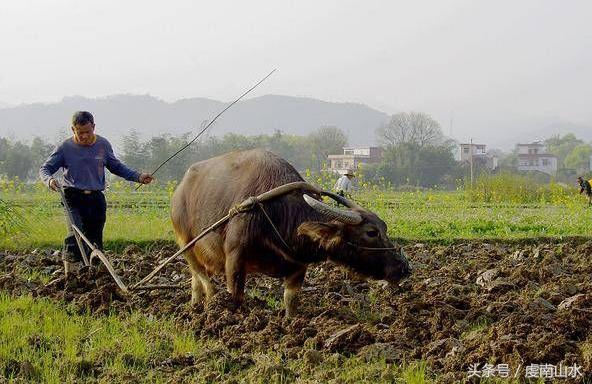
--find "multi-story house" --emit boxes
[458,143,498,170]
[516,141,557,175]
[328,146,382,174]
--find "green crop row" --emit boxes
[1,176,590,251]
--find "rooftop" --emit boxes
[342,146,379,149]
[517,141,546,147]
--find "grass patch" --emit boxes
[0,294,177,382]
[0,294,432,383]
[2,185,591,251]
[401,361,429,384]
[464,172,573,204]
[247,287,283,311]
[460,318,492,341]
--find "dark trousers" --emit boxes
[62,188,106,262]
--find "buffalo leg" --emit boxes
[284,267,306,317]
[225,247,246,308]
[190,274,204,305]
[183,252,207,306]
[192,241,218,301]
[190,269,215,305]
[198,273,215,300]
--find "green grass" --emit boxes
[0,294,430,383]
[464,172,574,204]
[358,189,591,242]
[460,318,491,342]
[0,294,198,383]
[2,182,591,250]
[1,187,173,250]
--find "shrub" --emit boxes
[464,172,573,204]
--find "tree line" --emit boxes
[0,137,55,182]
[0,126,348,184]
[369,112,460,188]
[1,112,589,188]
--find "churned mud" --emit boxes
[1,239,591,382]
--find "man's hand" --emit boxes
[138,173,154,184]
[48,178,60,192]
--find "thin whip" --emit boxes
[136,69,277,190]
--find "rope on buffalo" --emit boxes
[256,202,306,266]
[59,192,239,294]
[131,182,320,289]
[61,208,238,294]
[130,211,235,290]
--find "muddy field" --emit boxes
[1,239,591,382]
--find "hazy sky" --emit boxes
[1,0,591,143]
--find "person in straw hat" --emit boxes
[334,168,356,197]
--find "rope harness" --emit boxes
[258,203,399,259]
[255,202,307,266]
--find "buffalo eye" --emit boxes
[366,230,379,238]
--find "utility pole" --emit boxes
[469,138,474,187]
[449,110,453,138]
[449,116,453,137]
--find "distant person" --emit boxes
[334,168,356,198]
[39,111,153,272]
[577,176,592,206]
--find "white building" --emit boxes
[328,146,382,174]
[516,141,557,175]
[458,143,498,170]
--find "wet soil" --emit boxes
[1,239,591,382]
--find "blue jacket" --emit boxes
[39,135,140,191]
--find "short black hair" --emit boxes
[72,111,94,126]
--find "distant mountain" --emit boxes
[492,119,592,150]
[0,94,390,146]
[526,120,592,142]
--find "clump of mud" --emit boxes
[1,239,591,381]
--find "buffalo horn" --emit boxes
[321,190,362,210]
[303,194,362,224]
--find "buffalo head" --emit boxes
[297,194,411,284]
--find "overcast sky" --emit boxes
[1,0,591,144]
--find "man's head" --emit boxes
[71,111,96,146]
[578,176,584,183]
[345,169,355,179]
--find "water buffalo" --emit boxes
[171,149,410,316]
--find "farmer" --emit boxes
[334,168,355,198]
[577,176,592,206]
[39,111,153,269]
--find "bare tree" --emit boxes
[377,112,444,148]
[309,125,348,169]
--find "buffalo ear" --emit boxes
[297,222,343,251]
